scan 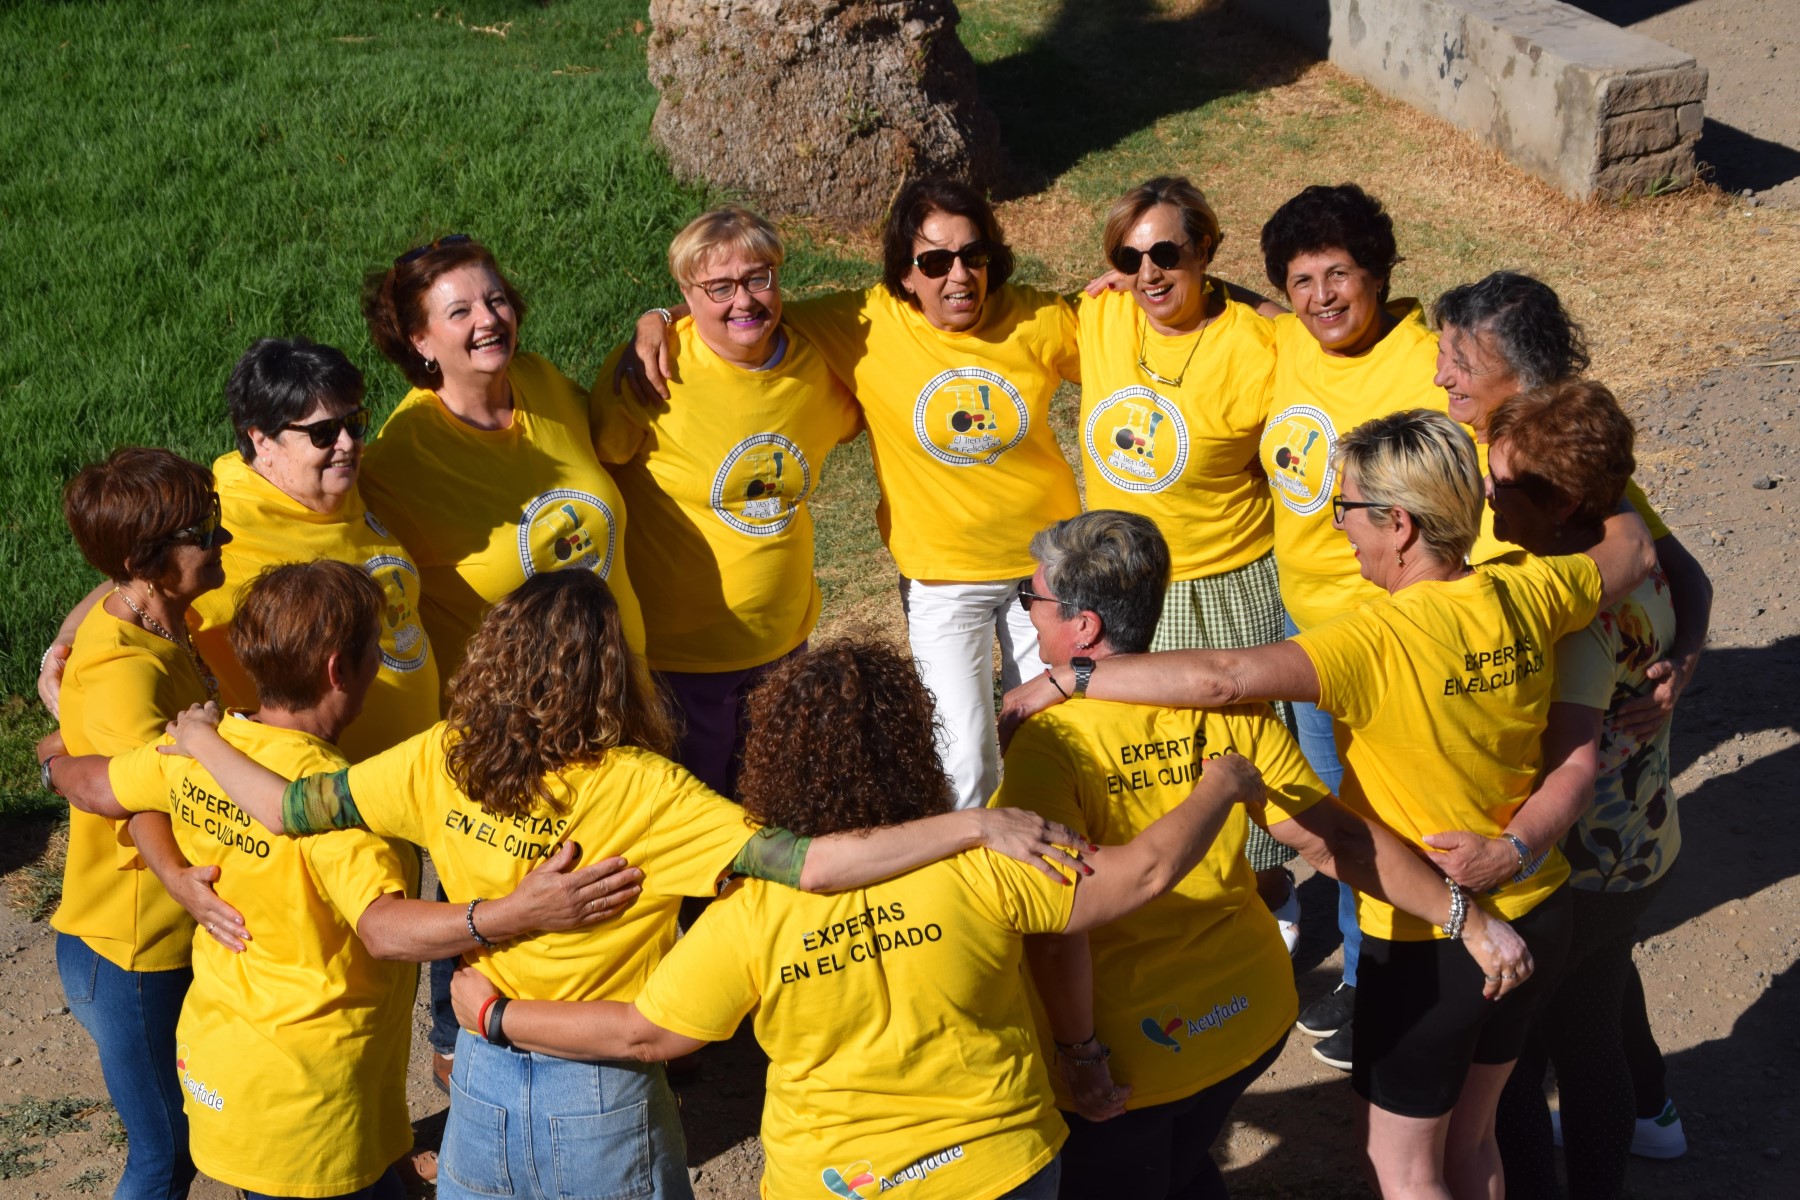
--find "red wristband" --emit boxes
[475,994,499,1041]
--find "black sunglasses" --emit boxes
[1017,580,1060,613]
[166,493,224,551]
[1109,240,1189,275]
[395,233,472,266]
[1331,495,1385,524]
[911,241,993,279]
[282,408,370,449]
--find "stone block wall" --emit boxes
[1238,0,1708,201]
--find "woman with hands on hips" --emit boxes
[1004,410,1654,1199]
[449,639,1270,1200]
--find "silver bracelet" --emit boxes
[466,898,497,948]
[648,307,673,325]
[1442,879,1468,940]
[40,644,60,673]
[1501,832,1531,874]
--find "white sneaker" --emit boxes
[1552,1100,1688,1159]
[1272,887,1301,956]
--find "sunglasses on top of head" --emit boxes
[282,407,371,449]
[395,233,473,266]
[1109,240,1191,276]
[910,241,993,279]
[167,493,225,551]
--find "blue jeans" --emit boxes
[245,1165,404,1200]
[56,933,195,1200]
[439,1029,693,1200]
[1285,615,1359,989]
[429,876,458,1056]
[997,1156,1061,1200]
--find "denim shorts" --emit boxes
[438,1029,692,1200]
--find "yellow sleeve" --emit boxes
[782,289,876,385]
[989,722,1089,838]
[1050,292,1080,385]
[1291,611,1391,731]
[1531,554,1606,643]
[74,649,183,755]
[341,729,439,846]
[589,343,652,465]
[636,759,761,898]
[1625,479,1671,541]
[1552,620,1616,711]
[303,830,420,925]
[105,741,177,815]
[633,881,760,1042]
[1229,708,1330,824]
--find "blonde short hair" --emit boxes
[1334,410,1482,566]
[667,205,785,287]
[1102,176,1222,266]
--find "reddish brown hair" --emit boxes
[360,237,527,389]
[63,448,215,583]
[1487,379,1636,531]
[229,561,383,711]
[738,640,952,837]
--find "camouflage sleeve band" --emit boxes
[282,769,363,834]
[727,826,812,891]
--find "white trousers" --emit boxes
[898,576,1042,810]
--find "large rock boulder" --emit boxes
[646,0,1002,225]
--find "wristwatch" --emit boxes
[39,754,61,797]
[1070,656,1095,700]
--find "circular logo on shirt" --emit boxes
[518,489,617,580]
[364,553,428,673]
[1083,387,1190,493]
[363,510,393,540]
[1260,404,1338,517]
[911,368,1029,467]
[711,433,812,537]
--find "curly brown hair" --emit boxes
[737,640,952,837]
[444,571,674,818]
[1487,379,1635,531]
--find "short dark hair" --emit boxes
[881,178,1015,305]
[63,448,216,583]
[230,560,384,711]
[1432,272,1590,389]
[1030,511,1171,655]
[1260,183,1399,301]
[360,237,526,389]
[225,338,366,462]
[1487,380,1635,531]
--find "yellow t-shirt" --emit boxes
[1075,287,1275,580]
[1293,552,1604,939]
[592,325,861,672]
[1468,442,1670,564]
[360,353,644,686]
[786,285,1081,581]
[192,452,440,760]
[344,731,755,1002]
[108,718,417,1198]
[1259,303,1445,630]
[50,604,201,972]
[635,850,1074,1200]
[992,699,1324,1108]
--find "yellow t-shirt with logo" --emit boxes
[591,325,861,672]
[108,718,417,1198]
[192,453,440,760]
[50,604,201,972]
[635,850,1074,1200]
[1076,287,1275,580]
[1259,304,1444,630]
[1468,438,1670,565]
[360,353,644,686]
[786,285,1081,581]
[1293,552,1604,939]
[992,699,1325,1108]
[344,731,755,1002]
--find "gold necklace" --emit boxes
[1134,279,1214,388]
[114,586,220,702]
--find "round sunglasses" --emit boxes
[1109,239,1190,276]
[910,241,993,279]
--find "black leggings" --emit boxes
[1496,877,1667,1200]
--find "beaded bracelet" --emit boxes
[466,898,497,948]
[1442,879,1468,941]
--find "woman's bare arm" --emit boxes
[38,581,109,716]
[1613,533,1712,739]
[450,967,706,1062]
[798,808,1088,891]
[1586,503,1656,609]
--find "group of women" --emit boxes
[32,171,1708,1200]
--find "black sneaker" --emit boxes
[1296,981,1354,1037]
[1312,1022,1352,1071]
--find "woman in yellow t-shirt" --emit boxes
[447,639,1270,1200]
[625,179,1083,810]
[1004,411,1656,1199]
[1477,383,1699,1195]
[592,207,860,795]
[163,570,1087,1200]
[358,234,644,686]
[48,447,235,1200]
[1000,510,1533,1199]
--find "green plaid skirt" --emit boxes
[1151,550,1298,872]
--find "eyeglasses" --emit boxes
[1109,240,1189,275]
[282,408,370,449]
[694,269,777,304]
[910,241,993,279]
[1331,495,1385,525]
[1017,580,1060,613]
[166,493,224,550]
[395,233,472,266]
